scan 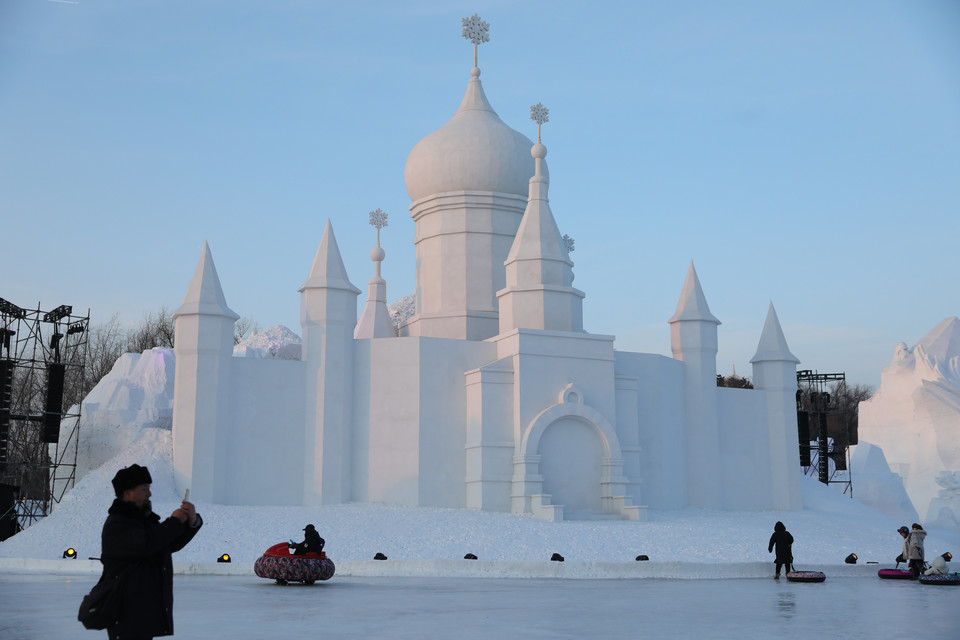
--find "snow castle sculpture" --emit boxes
[169,17,803,519]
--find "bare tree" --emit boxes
[828,381,874,443]
[125,306,176,353]
[234,317,261,345]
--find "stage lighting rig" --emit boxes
[42,305,72,323]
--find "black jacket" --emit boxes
[768,529,794,563]
[100,499,202,638]
[293,528,325,555]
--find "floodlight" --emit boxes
[464,553,478,560]
[550,553,564,562]
[63,548,77,559]
[374,552,388,560]
[635,555,649,561]
[844,553,857,564]
[217,553,231,563]
[942,552,952,562]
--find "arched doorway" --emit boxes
[538,416,604,518]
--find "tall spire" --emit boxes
[174,241,239,319]
[750,302,799,364]
[299,220,360,294]
[355,208,398,339]
[498,103,584,334]
[668,261,720,325]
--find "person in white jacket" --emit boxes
[924,553,951,576]
[907,523,927,578]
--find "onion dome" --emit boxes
[404,67,547,202]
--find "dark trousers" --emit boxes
[775,561,792,575]
[909,559,924,578]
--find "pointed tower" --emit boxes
[402,16,542,341]
[172,242,239,503]
[299,220,361,504]
[668,261,722,508]
[498,102,584,333]
[354,209,398,339]
[750,302,802,510]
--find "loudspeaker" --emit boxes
[0,483,19,542]
[42,363,65,443]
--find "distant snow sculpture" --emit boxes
[859,316,960,527]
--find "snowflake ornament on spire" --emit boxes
[369,208,388,230]
[369,208,388,247]
[530,102,549,143]
[461,14,490,68]
[562,234,575,254]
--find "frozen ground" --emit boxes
[1,572,957,640]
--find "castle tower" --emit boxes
[299,220,361,504]
[354,208,398,339]
[402,16,543,341]
[171,242,239,502]
[498,102,584,333]
[668,261,722,508]
[750,302,803,510]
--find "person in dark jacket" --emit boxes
[768,521,794,579]
[290,523,324,556]
[101,464,202,640]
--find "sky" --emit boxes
[2,0,958,388]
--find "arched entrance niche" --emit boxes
[515,385,627,519]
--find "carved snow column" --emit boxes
[750,302,803,510]
[172,242,239,503]
[668,262,722,509]
[299,220,361,505]
[497,103,584,334]
[354,208,398,339]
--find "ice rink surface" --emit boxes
[1,572,956,640]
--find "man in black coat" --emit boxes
[290,523,324,556]
[101,464,202,640]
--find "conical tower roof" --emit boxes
[668,261,720,325]
[750,302,799,364]
[299,220,361,294]
[174,242,239,319]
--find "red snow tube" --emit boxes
[786,571,826,583]
[878,568,915,580]
[254,542,335,585]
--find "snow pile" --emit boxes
[233,325,301,360]
[859,317,960,526]
[848,442,919,524]
[67,348,176,483]
[388,294,415,329]
[8,429,960,573]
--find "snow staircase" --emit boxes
[532,494,646,521]
[531,494,564,522]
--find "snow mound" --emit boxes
[68,348,176,482]
[848,442,919,524]
[859,317,960,525]
[233,325,301,360]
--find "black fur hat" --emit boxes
[112,464,152,497]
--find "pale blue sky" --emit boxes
[2,0,958,387]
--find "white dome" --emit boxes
[404,69,546,202]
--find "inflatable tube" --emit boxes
[878,569,915,580]
[786,571,826,583]
[918,572,960,586]
[254,542,335,584]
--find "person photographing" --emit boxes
[100,464,203,639]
